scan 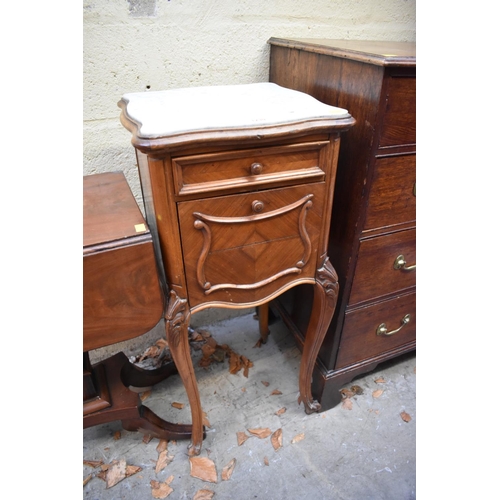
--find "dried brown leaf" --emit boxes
[151,477,174,499]
[351,385,364,395]
[229,352,242,374]
[237,432,250,446]
[201,344,216,358]
[172,402,184,410]
[221,458,237,481]
[372,389,384,398]
[340,388,354,399]
[341,398,353,410]
[263,456,269,466]
[105,460,127,488]
[139,345,160,362]
[261,381,270,387]
[156,450,174,473]
[374,377,386,384]
[156,439,168,453]
[270,389,282,396]
[291,433,305,444]
[197,329,212,339]
[140,390,151,402]
[275,407,286,416]
[211,346,226,363]
[189,457,217,483]
[193,489,215,500]
[83,474,92,486]
[83,460,104,468]
[242,356,253,378]
[248,428,272,439]
[241,387,246,392]
[400,411,412,423]
[113,431,121,440]
[126,465,142,477]
[271,428,283,451]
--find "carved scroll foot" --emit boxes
[165,290,205,455]
[298,258,339,414]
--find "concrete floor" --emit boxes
[83,309,416,499]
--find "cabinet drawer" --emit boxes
[178,183,326,309]
[364,154,416,231]
[336,292,416,369]
[349,229,415,305]
[379,76,416,148]
[172,142,327,196]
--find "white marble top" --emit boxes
[120,83,350,139]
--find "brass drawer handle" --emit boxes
[252,200,265,213]
[393,254,416,272]
[376,314,411,336]
[250,162,263,175]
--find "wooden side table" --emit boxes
[118,83,355,455]
[83,171,196,440]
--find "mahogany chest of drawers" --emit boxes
[269,39,416,409]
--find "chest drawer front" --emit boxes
[364,154,416,231]
[336,292,416,369]
[172,142,327,196]
[379,76,416,148]
[349,229,416,305]
[178,183,325,308]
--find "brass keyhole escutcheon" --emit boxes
[252,200,264,213]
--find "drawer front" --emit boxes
[364,154,416,231]
[379,76,416,148]
[336,292,416,369]
[172,142,328,196]
[178,183,326,308]
[349,229,416,305]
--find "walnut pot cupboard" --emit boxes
[118,83,355,455]
[268,39,416,410]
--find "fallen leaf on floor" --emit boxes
[261,381,270,387]
[221,458,237,481]
[248,428,272,439]
[193,489,215,500]
[264,456,269,466]
[291,433,305,444]
[201,343,216,359]
[83,460,104,468]
[270,389,282,396]
[156,439,168,453]
[83,474,92,486]
[400,411,412,423]
[151,475,174,499]
[340,388,355,399]
[271,429,283,451]
[242,356,254,378]
[156,450,174,473]
[351,385,364,395]
[372,389,384,398]
[105,459,127,488]
[140,390,152,402]
[341,398,353,410]
[143,434,153,444]
[241,387,246,392]
[189,457,217,483]
[229,351,241,374]
[113,431,121,440]
[374,377,386,384]
[202,412,211,428]
[172,402,184,410]
[275,407,286,416]
[237,431,250,446]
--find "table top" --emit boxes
[118,82,354,150]
[83,171,148,250]
[268,38,416,67]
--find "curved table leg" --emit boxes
[298,258,339,414]
[164,290,205,456]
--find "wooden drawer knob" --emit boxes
[251,200,265,213]
[250,162,263,175]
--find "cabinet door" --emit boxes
[177,183,326,308]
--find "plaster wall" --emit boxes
[84,0,416,206]
[83,0,416,354]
